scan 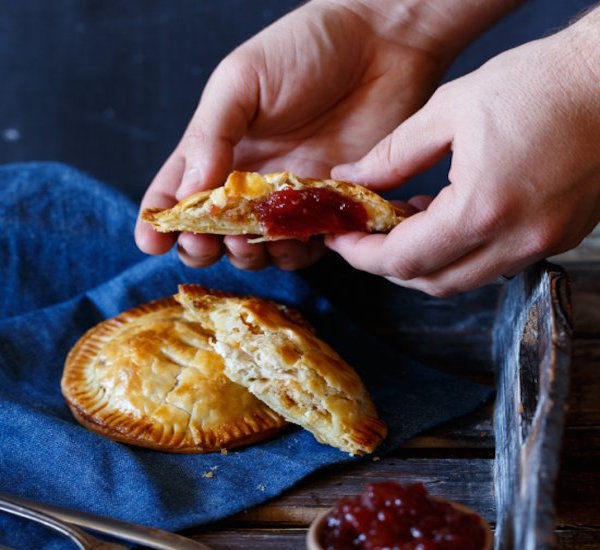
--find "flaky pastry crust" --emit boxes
[141,171,403,241]
[176,285,387,455]
[61,297,287,452]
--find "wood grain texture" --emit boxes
[228,458,495,526]
[493,264,572,550]
[191,527,600,550]
[192,529,306,550]
[566,264,600,337]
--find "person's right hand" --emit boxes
[135,0,451,271]
[327,7,600,296]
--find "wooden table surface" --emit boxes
[189,261,600,549]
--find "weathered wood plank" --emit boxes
[566,340,600,426]
[566,263,600,337]
[493,265,572,550]
[403,401,494,450]
[552,224,600,264]
[556,528,600,549]
[555,465,600,527]
[190,526,600,550]
[556,336,600,525]
[226,458,494,526]
[561,426,600,462]
[192,528,306,550]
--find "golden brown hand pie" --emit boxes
[176,285,387,455]
[141,171,404,242]
[61,297,287,452]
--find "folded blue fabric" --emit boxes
[0,163,492,549]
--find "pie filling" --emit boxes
[253,187,369,241]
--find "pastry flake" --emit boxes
[141,171,404,242]
[61,297,287,452]
[176,285,387,455]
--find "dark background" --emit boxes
[0,0,594,201]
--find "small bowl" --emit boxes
[306,498,493,550]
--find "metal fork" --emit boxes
[0,493,212,549]
[0,497,126,549]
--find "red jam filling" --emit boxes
[320,482,486,550]
[254,187,368,242]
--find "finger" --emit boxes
[135,155,184,255]
[325,232,390,277]
[407,195,435,211]
[331,95,453,191]
[177,232,223,268]
[266,238,327,271]
[388,237,540,297]
[224,235,270,271]
[326,186,484,280]
[175,55,260,200]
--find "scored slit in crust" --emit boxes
[176,285,387,455]
[61,297,287,453]
[141,171,404,242]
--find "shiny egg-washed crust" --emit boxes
[61,297,287,453]
[141,171,404,242]
[176,285,387,455]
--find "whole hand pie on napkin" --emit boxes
[62,286,387,455]
[61,297,287,452]
[141,171,404,242]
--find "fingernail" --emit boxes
[331,163,355,180]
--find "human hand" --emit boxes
[328,9,600,296]
[135,0,455,271]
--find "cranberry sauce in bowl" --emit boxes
[308,481,491,550]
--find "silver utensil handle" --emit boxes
[0,498,89,550]
[0,493,212,550]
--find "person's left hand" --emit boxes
[135,0,446,271]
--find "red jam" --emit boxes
[254,187,368,241]
[320,482,486,550]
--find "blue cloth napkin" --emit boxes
[0,163,492,549]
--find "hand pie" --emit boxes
[141,171,404,242]
[176,285,387,455]
[61,297,287,452]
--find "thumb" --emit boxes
[331,96,453,191]
[176,54,259,200]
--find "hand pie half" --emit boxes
[141,171,404,242]
[61,297,287,452]
[176,285,387,455]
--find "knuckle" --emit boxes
[526,222,563,256]
[378,137,396,169]
[430,83,453,105]
[372,133,402,177]
[216,52,255,91]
